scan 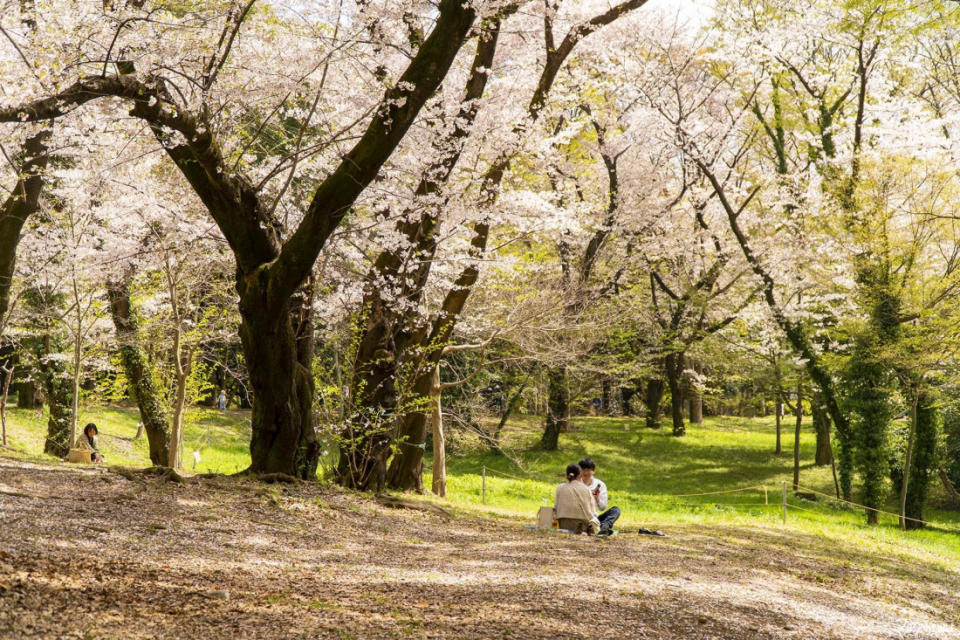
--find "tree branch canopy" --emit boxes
[270,0,479,302]
[0,74,280,270]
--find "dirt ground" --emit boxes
[1,458,958,640]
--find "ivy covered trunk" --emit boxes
[37,334,71,458]
[106,278,170,466]
[540,366,569,450]
[903,391,939,530]
[847,264,900,524]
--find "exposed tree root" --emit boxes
[375,495,451,520]
[110,465,188,484]
[255,472,301,485]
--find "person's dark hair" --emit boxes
[565,463,581,481]
[84,423,98,437]
[578,457,596,471]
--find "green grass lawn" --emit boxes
[429,412,960,569]
[4,399,959,569]
[1,402,251,474]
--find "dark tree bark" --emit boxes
[665,352,686,437]
[17,381,36,410]
[645,378,664,429]
[345,19,505,489]
[812,391,832,466]
[0,131,49,334]
[621,384,636,416]
[106,276,170,466]
[380,223,489,490]
[540,366,568,451]
[291,278,319,479]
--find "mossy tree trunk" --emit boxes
[37,334,71,458]
[106,277,170,466]
[902,390,939,530]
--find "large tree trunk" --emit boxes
[811,391,832,466]
[239,278,317,479]
[383,225,490,490]
[664,352,686,437]
[541,366,569,450]
[345,21,505,488]
[107,277,170,466]
[645,378,664,429]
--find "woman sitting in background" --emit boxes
[554,463,601,534]
[74,423,104,463]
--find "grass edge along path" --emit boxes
[2,404,959,572]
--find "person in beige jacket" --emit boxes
[554,463,601,534]
[73,423,104,463]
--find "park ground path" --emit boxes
[0,458,958,639]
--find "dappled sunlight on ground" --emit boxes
[1,457,958,639]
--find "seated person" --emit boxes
[579,457,620,534]
[554,463,601,535]
[74,423,104,463]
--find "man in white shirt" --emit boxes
[579,457,620,534]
